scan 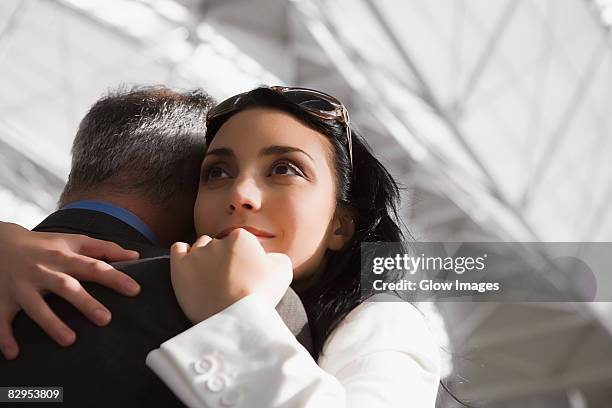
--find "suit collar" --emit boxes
[35,208,155,247]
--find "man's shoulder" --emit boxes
[34,209,167,257]
[111,256,170,273]
[109,256,171,292]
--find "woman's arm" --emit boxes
[0,221,140,360]
[317,297,441,407]
[147,293,441,408]
[147,293,345,408]
[151,228,439,407]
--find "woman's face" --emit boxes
[194,107,340,282]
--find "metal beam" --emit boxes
[520,0,558,204]
[459,0,521,105]
[0,134,65,209]
[55,5,78,133]
[360,0,545,242]
[583,0,612,52]
[483,350,550,377]
[584,175,612,240]
[288,1,530,242]
[362,0,501,194]
[523,1,612,217]
[0,0,28,64]
[466,361,612,401]
[468,314,593,349]
[0,0,27,39]
[520,35,607,207]
[449,0,466,103]
[453,303,501,340]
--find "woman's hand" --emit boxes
[170,228,292,324]
[0,222,140,360]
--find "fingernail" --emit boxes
[94,309,111,325]
[1,345,17,360]
[59,328,75,345]
[123,280,140,294]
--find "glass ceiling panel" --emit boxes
[1,0,610,240]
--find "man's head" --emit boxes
[60,86,215,246]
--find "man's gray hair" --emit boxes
[60,85,215,206]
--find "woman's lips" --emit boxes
[216,226,275,239]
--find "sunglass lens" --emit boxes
[209,94,242,119]
[282,91,336,112]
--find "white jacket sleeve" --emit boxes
[146,293,441,408]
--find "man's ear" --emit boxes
[327,206,357,251]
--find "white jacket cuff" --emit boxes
[146,293,342,408]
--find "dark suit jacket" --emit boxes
[0,209,311,407]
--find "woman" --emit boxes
[0,86,440,407]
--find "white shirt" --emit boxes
[146,293,441,408]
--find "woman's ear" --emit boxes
[327,206,357,251]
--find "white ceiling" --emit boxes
[1,1,611,406]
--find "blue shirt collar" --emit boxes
[60,200,159,245]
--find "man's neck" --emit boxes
[60,192,195,247]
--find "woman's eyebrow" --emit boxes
[204,147,234,158]
[259,145,314,162]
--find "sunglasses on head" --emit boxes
[207,86,353,167]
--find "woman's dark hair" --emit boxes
[205,86,473,407]
[205,87,406,358]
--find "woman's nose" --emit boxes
[227,177,262,214]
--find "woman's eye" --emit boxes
[270,162,303,177]
[204,166,230,181]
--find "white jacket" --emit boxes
[146,293,441,407]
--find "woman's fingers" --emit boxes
[0,302,19,360]
[45,271,112,327]
[0,228,142,354]
[0,325,18,360]
[72,235,140,262]
[192,235,213,248]
[170,243,190,286]
[18,288,76,347]
[171,242,191,261]
[66,254,140,296]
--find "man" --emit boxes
[0,87,311,407]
